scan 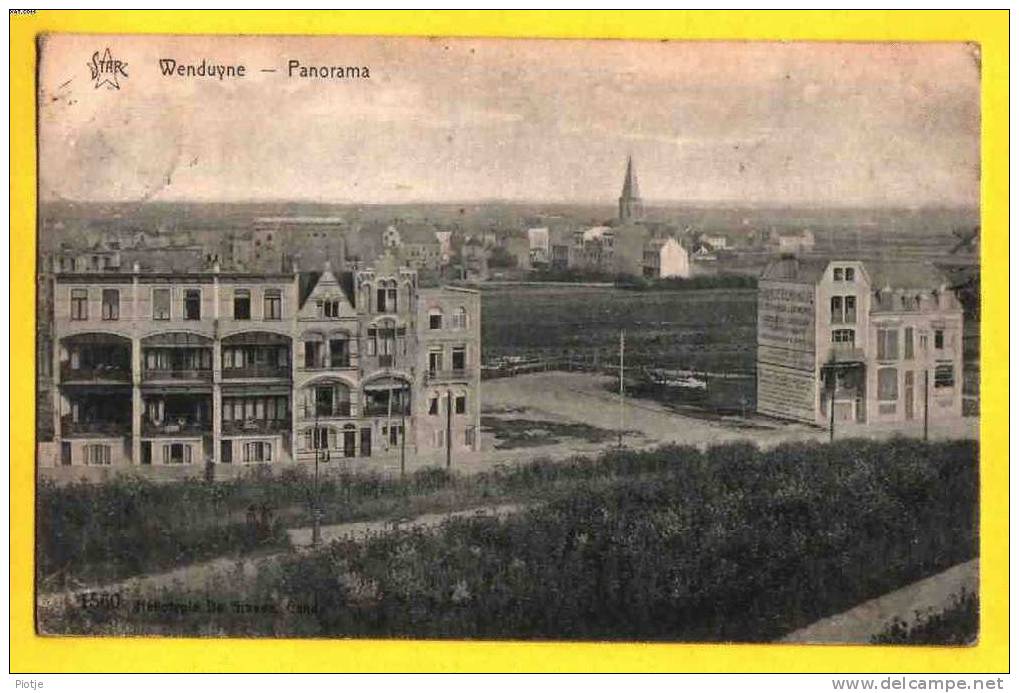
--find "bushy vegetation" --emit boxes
[871,588,978,645]
[37,447,700,588]
[44,439,978,641]
[615,273,758,291]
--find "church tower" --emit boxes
[618,155,644,224]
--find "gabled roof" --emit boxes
[397,223,441,245]
[762,257,949,290]
[298,268,356,309]
[867,261,947,291]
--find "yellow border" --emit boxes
[11,10,1008,673]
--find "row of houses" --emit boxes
[43,251,482,472]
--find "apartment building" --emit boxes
[47,252,481,472]
[757,257,964,427]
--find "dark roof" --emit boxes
[298,271,322,307]
[762,257,949,289]
[298,269,356,308]
[761,257,833,284]
[398,223,440,245]
[867,261,948,291]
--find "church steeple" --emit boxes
[618,155,644,224]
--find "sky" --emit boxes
[38,35,980,207]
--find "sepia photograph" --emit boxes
[33,32,980,645]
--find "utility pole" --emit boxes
[618,330,625,448]
[400,401,407,479]
[446,390,453,469]
[923,369,930,441]
[311,409,322,546]
[829,368,836,443]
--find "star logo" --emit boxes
[87,48,128,90]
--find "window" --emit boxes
[243,442,272,463]
[455,395,466,414]
[70,288,88,320]
[833,268,844,281]
[84,444,111,466]
[329,338,350,368]
[322,299,341,318]
[264,289,282,320]
[304,341,323,369]
[831,329,855,344]
[429,349,443,375]
[845,267,855,282]
[830,296,842,323]
[365,328,377,356]
[101,289,119,320]
[429,395,439,416]
[310,427,330,450]
[452,346,467,372]
[876,328,899,361]
[376,284,398,313]
[429,310,443,330]
[920,332,930,351]
[934,329,945,350]
[844,296,856,323]
[935,364,955,388]
[315,386,334,416]
[234,289,251,320]
[904,327,914,360]
[452,307,468,330]
[183,289,201,320]
[163,443,191,465]
[465,426,476,448]
[878,367,898,402]
[830,295,856,324]
[153,288,171,320]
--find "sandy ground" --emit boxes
[781,559,979,644]
[481,372,978,458]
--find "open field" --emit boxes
[39,439,978,641]
[480,286,757,375]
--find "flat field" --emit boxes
[480,286,757,375]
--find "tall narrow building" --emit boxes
[618,155,644,224]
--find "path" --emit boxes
[37,502,528,613]
[780,559,979,644]
[287,502,525,547]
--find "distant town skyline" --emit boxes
[39,36,979,208]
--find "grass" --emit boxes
[41,438,979,641]
[871,588,978,645]
[481,416,622,449]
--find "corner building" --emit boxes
[757,257,964,427]
[47,253,480,473]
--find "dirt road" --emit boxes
[780,559,979,644]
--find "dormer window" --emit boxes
[845,267,855,282]
[319,299,341,318]
[833,268,844,281]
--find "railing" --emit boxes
[827,346,866,364]
[302,358,354,370]
[61,419,130,437]
[141,420,211,436]
[142,368,213,382]
[221,419,291,436]
[363,404,411,417]
[426,368,469,383]
[221,365,291,379]
[377,354,394,368]
[60,365,131,382]
[300,402,353,418]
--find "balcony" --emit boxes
[222,365,291,380]
[221,418,291,436]
[826,346,866,364]
[363,403,411,417]
[61,418,130,437]
[141,419,211,437]
[426,368,470,383]
[60,364,132,383]
[142,368,213,383]
[301,402,353,419]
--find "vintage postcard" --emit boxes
[33,31,981,646]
